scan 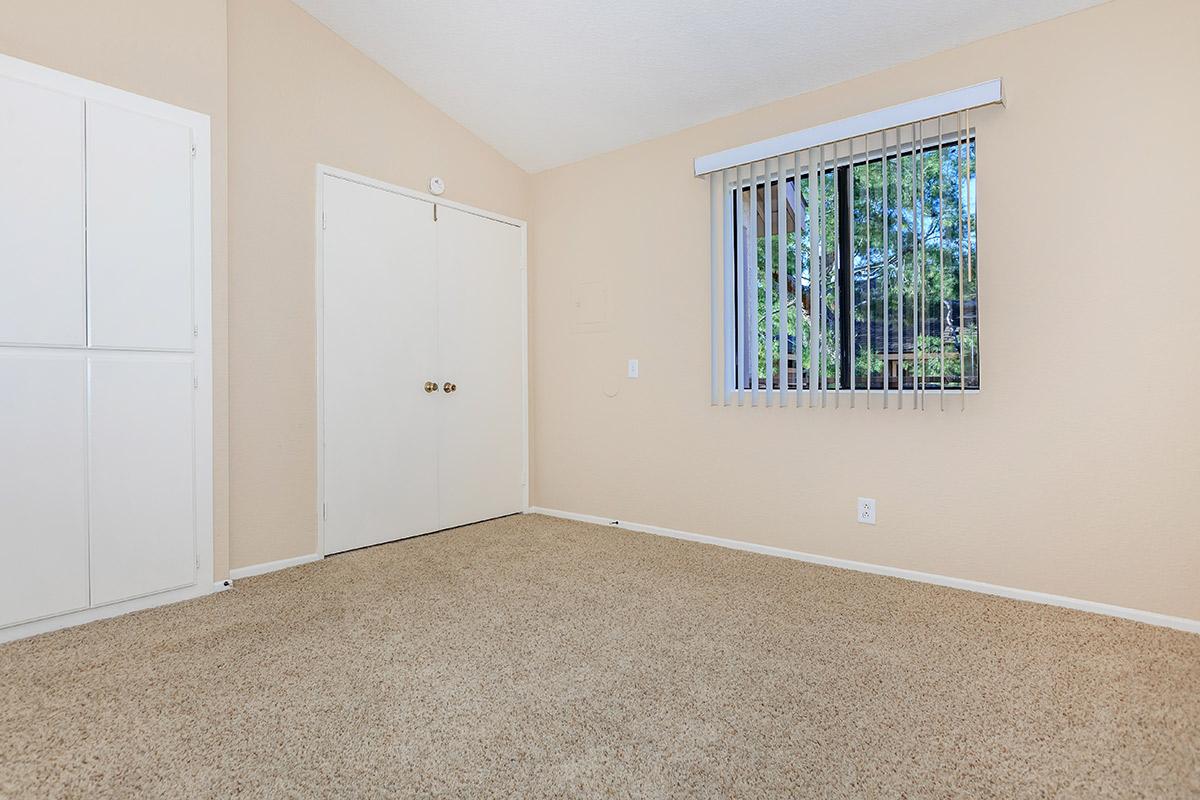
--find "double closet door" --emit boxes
[320,174,524,555]
[0,66,210,632]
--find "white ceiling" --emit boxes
[292,0,1106,173]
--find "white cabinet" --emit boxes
[0,55,212,641]
[0,76,85,347]
[320,172,526,556]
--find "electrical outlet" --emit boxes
[627,359,639,378]
[857,497,876,525]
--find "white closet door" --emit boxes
[0,76,85,346]
[322,176,440,555]
[436,207,524,529]
[88,357,196,605]
[86,102,193,351]
[0,354,89,627]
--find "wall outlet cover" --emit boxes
[857,497,876,525]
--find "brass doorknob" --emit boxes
[443,382,457,393]
[424,381,438,393]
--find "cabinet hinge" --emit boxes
[433,204,437,222]
[191,144,197,157]
[322,212,327,230]
[193,376,199,389]
[193,325,199,337]
[322,503,327,521]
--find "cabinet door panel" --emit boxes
[86,102,193,350]
[88,357,195,605]
[0,354,89,627]
[0,76,85,346]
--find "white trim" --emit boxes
[0,54,214,641]
[0,584,212,644]
[694,79,1003,176]
[191,92,216,620]
[315,169,327,558]
[317,165,526,228]
[0,53,211,129]
[229,552,322,580]
[314,164,529,557]
[520,225,530,510]
[528,507,1200,635]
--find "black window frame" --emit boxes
[729,135,977,393]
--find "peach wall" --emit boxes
[0,0,232,580]
[3,0,1194,621]
[226,0,532,569]
[528,0,1200,619]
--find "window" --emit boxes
[729,134,977,395]
[702,84,1000,410]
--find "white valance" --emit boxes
[695,80,1003,177]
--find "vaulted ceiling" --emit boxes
[292,0,1107,172]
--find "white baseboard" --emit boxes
[0,583,213,645]
[528,507,1200,635]
[229,552,322,581]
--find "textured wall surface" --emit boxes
[529,0,1200,619]
[3,0,1196,622]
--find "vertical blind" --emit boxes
[703,82,1002,412]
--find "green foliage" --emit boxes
[742,140,977,391]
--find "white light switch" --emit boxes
[627,359,639,378]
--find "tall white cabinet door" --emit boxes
[0,354,89,627]
[436,207,524,529]
[85,102,194,351]
[88,357,196,605]
[322,177,440,555]
[0,77,85,346]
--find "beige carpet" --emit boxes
[1,514,1197,799]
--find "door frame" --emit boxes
[0,54,213,643]
[314,165,529,558]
